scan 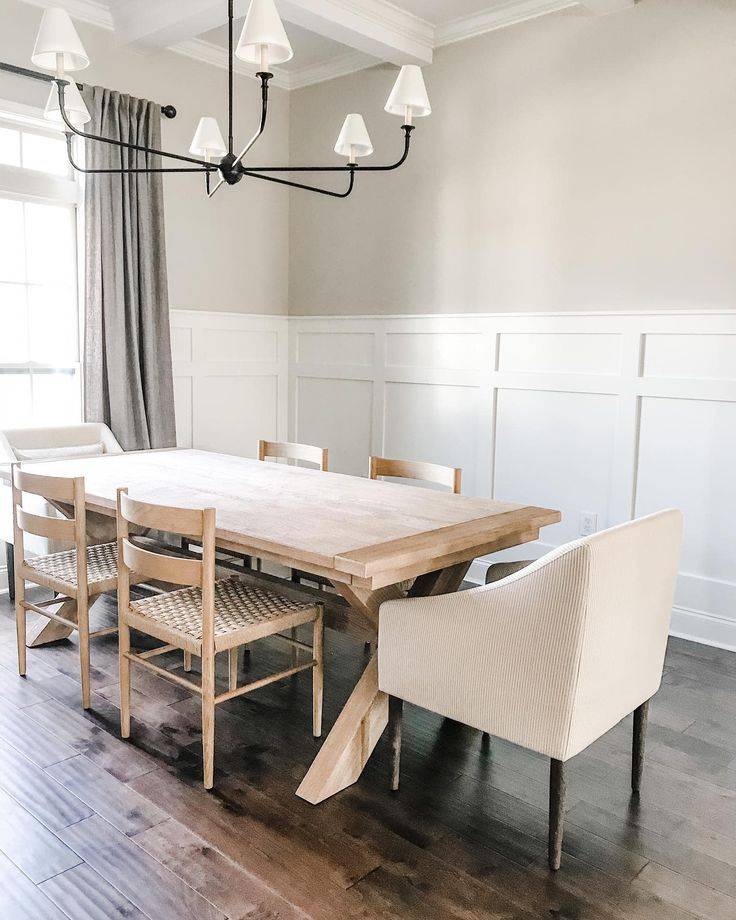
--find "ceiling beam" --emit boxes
[109,0,245,51]
[277,0,432,65]
[109,0,432,64]
[577,0,636,13]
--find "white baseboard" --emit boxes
[670,606,736,653]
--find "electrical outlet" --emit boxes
[580,512,598,537]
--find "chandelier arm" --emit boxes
[56,81,213,170]
[208,72,272,199]
[65,135,215,174]
[237,125,414,174]
[233,73,271,166]
[240,165,356,198]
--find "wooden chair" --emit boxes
[258,439,329,471]
[369,456,462,494]
[12,464,121,709]
[116,489,324,789]
[369,456,462,605]
[377,510,683,870]
[258,440,330,590]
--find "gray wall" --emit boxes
[288,0,736,316]
[0,0,290,315]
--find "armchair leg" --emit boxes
[632,699,650,794]
[389,696,403,791]
[548,758,566,871]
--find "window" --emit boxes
[0,108,82,429]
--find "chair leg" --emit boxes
[312,608,324,738]
[389,696,403,792]
[183,651,192,672]
[77,595,91,710]
[290,626,299,669]
[228,647,238,693]
[15,574,25,677]
[6,542,15,604]
[632,699,650,794]
[119,618,131,739]
[548,758,566,871]
[202,651,216,790]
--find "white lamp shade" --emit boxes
[384,65,431,118]
[189,116,227,159]
[43,81,90,129]
[235,0,293,67]
[32,8,89,72]
[334,114,373,158]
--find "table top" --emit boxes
[1,448,560,587]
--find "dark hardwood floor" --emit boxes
[1,588,736,919]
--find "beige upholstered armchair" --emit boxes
[378,510,683,870]
[1,423,123,599]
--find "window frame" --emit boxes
[0,96,84,430]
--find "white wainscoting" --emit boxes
[170,311,289,459]
[287,311,736,651]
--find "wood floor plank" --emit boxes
[57,814,227,920]
[0,849,71,920]
[132,818,311,920]
[566,798,736,898]
[633,861,736,920]
[23,698,160,782]
[45,754,168,837]
[0,659,52,707]
[39,863,152,920]
[0,698,78,768]
[0,786,82,883]
[0,739,93,832]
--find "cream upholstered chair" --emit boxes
[378,510,683,871]
[116,489,324,789]
[12,465,125,709]
[1,423,123,601]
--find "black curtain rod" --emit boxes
[0,61,177,118]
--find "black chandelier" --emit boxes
[24,0,431,199]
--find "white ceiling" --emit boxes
[392,0,524,26]
[19,0,637,90]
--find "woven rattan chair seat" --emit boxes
[26,541,118,589]
[129,577,318,644]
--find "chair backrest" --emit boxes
[11,463,88,591]
[258,439,328,471]
[0,423,123,463]
[564,508,683,757]
[116,490,217,649]
[369,456,461,493]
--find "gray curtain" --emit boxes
[82,86,176,451]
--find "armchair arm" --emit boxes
[377,541,592,760]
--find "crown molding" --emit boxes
[435,0,578,48]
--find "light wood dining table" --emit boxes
[1,448,560,804]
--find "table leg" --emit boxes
[27,597,78,647]
[296,562,472,805]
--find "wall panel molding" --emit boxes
[288,310,736,651]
